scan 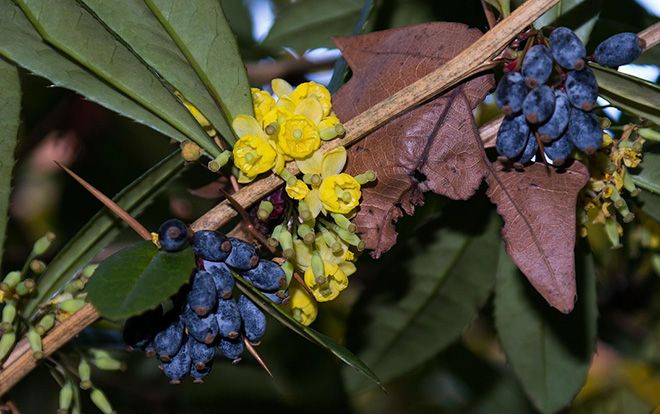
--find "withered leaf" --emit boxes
[333,22,494,257]
[486,161,589,313]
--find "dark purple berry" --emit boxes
[565,66,598,111]
[162,338,191,384]
[513,133,538,167]
[243,259,286,292]
[495,72,527,116]
[523,85,555,124]
[263,290,289,305]
[158,219,189,252]
[496,114,530,159]
[187,271,217,316]
[182,306,219,345]
[594,32,644,67]
[225,237,259,270]
[190,363,212,384]
[537,91,570,142]
[549,27,586,70]
[218,335,244,362]
[522,45,553,88]
[189,338,216,372]
[543,131,574,165]
[192,230,232,261]
[154,318,184,362]
[123,306,163,351]
[204,261,235,299]
[237,295,266,344]
[567,107,602,154]
[216,298,241,339]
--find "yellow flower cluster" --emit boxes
[580,125,645,248]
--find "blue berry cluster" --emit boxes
[123,219,288,384]
[495,28,644,167]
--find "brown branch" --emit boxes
[0,0,561,396]
[639,21,660,51]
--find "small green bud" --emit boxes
[298,200,312,222]
[604,218,622,249]
[331,213,356,233]
[60,298,86,314]
[78,357,92,390]
[638,128,660,142]
[319,226,342,253]
[0,331,16,362]
[277,230,295,259]
[311,251,325,283]
[181,140,202,161]
[1,271,22,291]
[279,169,295,183]
[2,302,16,325]
[82,264,98,278]
[207,151,232,172]
[35,313,56,336]
[334,123,346,137]
[90,388,115,414]
[257,200,274,221]
[27,328,44,360]
[265,122,279,136]
[354,170,377,185]
[320,126,339,141]
[30,259,47,274]
[322,220,363,247]
[15,278,36,296]
[281,261,294,287]
[310,174,322,187]
[90,350,125,371]
[59,380,74,411]
[33,232,55,256]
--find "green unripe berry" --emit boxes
[27,328,43,360]
[0,331,16,362]
[60,298,85,314]
[207,151,232,172]
[257,200,274,221]
[354,170,377,185]
[35,313,56,336]
[33,232,55,256]
[90,388,115,414]
[78,357,92,389]
[59,381,74,412]
[1,271,22,291]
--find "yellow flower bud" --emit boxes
[291,82,332,116]
[251,88,275,123]
[288,285,317,326]
[319,174,361,214]
[285,179,310,200]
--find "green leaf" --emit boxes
[344,214,501,392]
[591,64,660,125]
[144,0,253,121]
[532,0,601,43]
[0,0,185,142]
[494,248,597,414]
[631,144,660,195]
[87,241,195,319]
[80,0,236,145]
[0,59,20,272]
[484,0,510,16]
[23,151,186,318]
[636,190,660,222]
[233,274,382,389]
[263,0,364,53]
[15,0,220,157]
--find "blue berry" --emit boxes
[543,131,574,165]
[513,133,538,167]
[594,32,643,67]
[192,230,232,261]
[495,72,527,116]
[187,271,217,316]
[523,85,555,124]
[162,338,191,384]
[225,237,259,270]
[154,318,184,362]
[522,45,553,88]
[263,290,289,304]
[190,363,212,384]
[243,259,286,292]
[565,66,598,111]
[182,306,219,345]
[189,338,216,372]
[216,298,241,339]
[567,107,602,154]
[496,114,529,159]
[123,306,163,352]
[549,27,586,70]
[537,91,570,142]
[158,219,189,252]
[237,295,267,344]
[218,336,244,362]
[203,261,235,299]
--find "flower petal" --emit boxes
[321,146,347,177]
[232,114,266,139]
[305,189,323,218]
[296,149,323,175]
[294,98,323,125]
[272,78,294,98]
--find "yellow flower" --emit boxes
[291,82,332,117]
[251,88,275,123]
[278,115,320,158]
[303,260,347,302]
[287,285,317,326]
[319,173,361,214]
[286,179,310,200]
[233,135,277,178]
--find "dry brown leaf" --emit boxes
[486,161,589,313]
[333,22,494,257]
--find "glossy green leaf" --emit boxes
[592,64,660,125]
[0,60,20,272]
[145,0,253,121]
[81,0,236,145]
[344,214,501,392]
[631,144,660,195]
[23,151,186,318]
[494,248,597,414]
[15,0,220,157]
[484,0,510,16]
[263,0,364,53]
[636,190,660,222]
[87,241,195,319]
[233,274,382,389]
[532,0,601,42]
[0,0,185,142]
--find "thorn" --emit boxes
[55,162,151,241]
[243,338,273,378]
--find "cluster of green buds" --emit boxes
[579,124,645,248]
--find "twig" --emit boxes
[0,0,562,396]
[638,21,660,51]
